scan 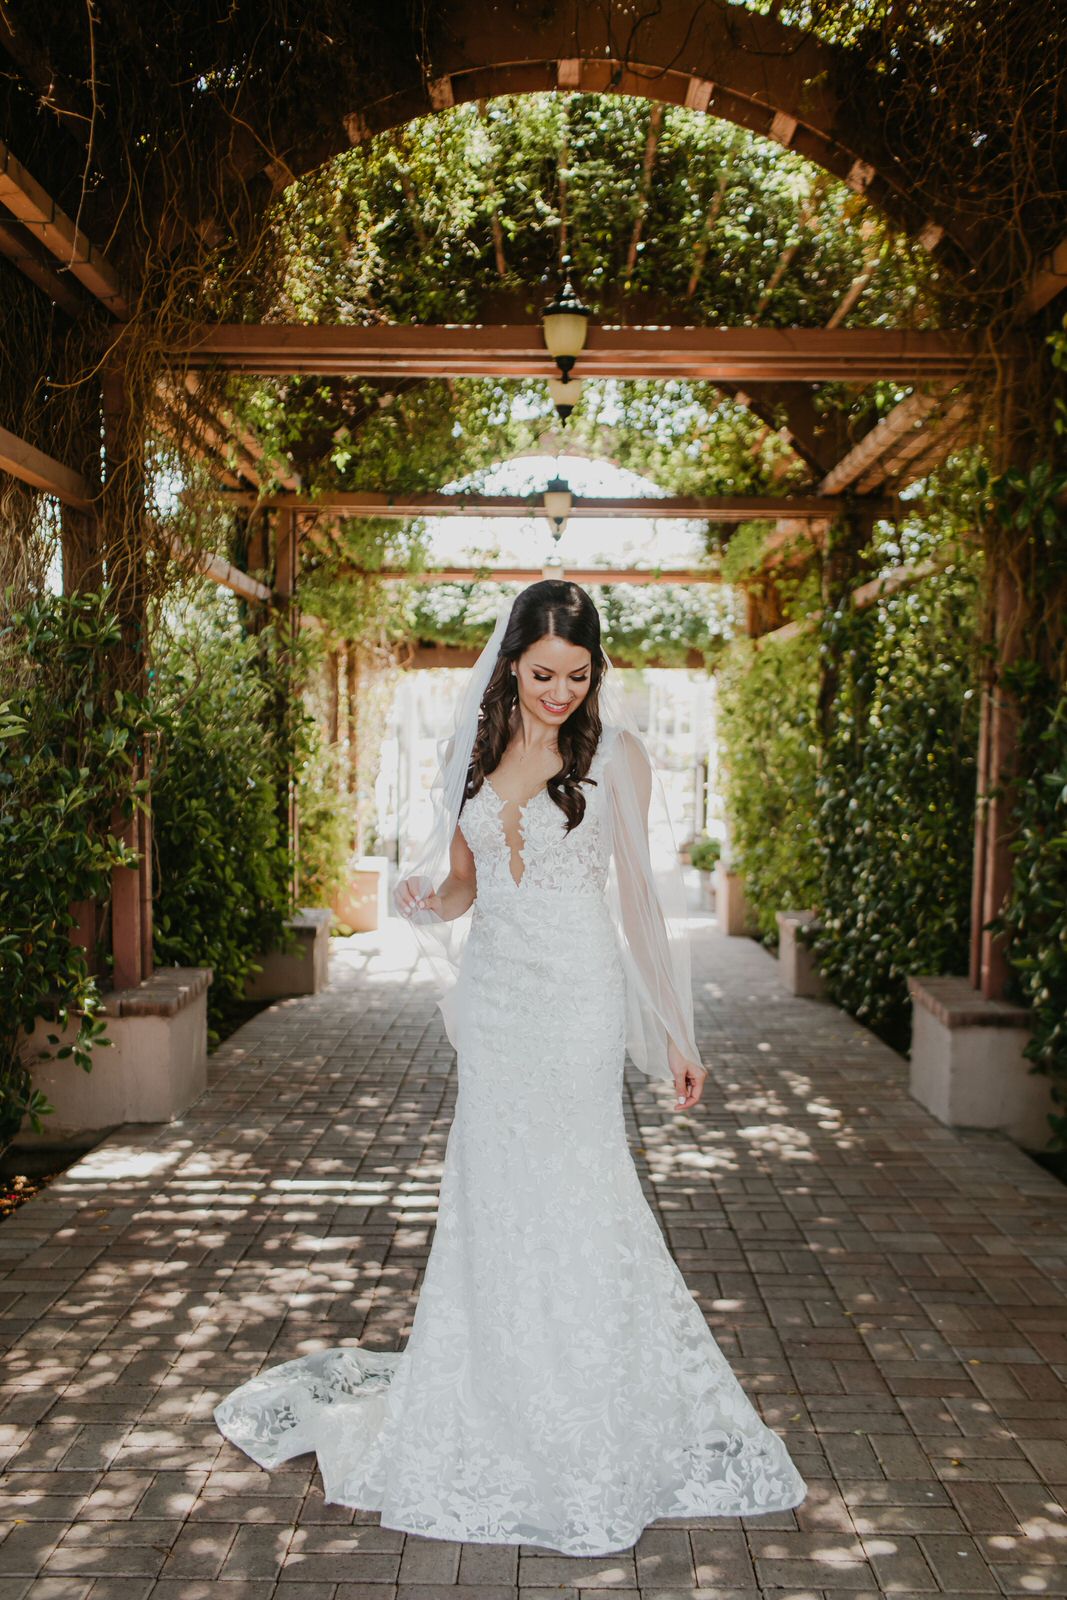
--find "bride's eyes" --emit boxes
[532,673,588,683]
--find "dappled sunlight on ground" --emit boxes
[0,921,1064,1591]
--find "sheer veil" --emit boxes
[394,594,703,1085]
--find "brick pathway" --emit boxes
[0,914,1065,1599]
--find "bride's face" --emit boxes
[513,633,593,730]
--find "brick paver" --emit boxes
[0,913,1065,1598]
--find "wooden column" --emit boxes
[345,644,363,857]
[274,506,300,902]
[970,564,1024,999]
[327,648,341,746]
[61,357,106,971]
[102,360,153,992]
[817,510,873,744]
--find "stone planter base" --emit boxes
[16,966,212,1148]
[715,864,756,937]
[244,908,333,1001]
[908,976,1052,1151]
[331,855,390,933]
[776,910,826,998]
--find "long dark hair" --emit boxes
[465,581,607,831]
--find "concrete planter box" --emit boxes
[697,868,716,911]
[331,855,390,933]
[776,910,827,998]
[908,975,1053,1151]
[715,863,756,937]
[16,965,212,1148]
[244,908,333,1001]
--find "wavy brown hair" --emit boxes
[464,581,608,832]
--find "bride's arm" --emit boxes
[435,823,478,920]
[396,821,477,922]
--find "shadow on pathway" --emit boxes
[0,916,1065,1597]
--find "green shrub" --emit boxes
[151,596,292,1041]
[0,589,158,1149]
[716,630,822,939]
[811,571,980,1050]
[689,835,722,872]
[997,673,1067,1145]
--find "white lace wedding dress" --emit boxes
[214,730,808,1555]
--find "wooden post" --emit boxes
[274,506,300,903]
[61,364,106,970]
[345,644,363,857]
[101,361,153,992]
[973,564,1025,999]
[327,648,341,746]
[817,510,873,744]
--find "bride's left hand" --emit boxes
[669,1044,707,1110]
[673,1062,707,1110]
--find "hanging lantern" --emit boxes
[547,374,584,423]
[542,476,572,538]
[542,278,590,378]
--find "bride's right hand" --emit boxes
[395,876,443,920]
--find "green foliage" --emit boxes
[278,94,931,333]
[294,722,356,908]
[408,580,732,667]
[717,631,823,938]
[0,589,158,1149]
[689,836,722,872]
[987,424,1067,1148]
[229,90,938,550]
[811,569,981,1050]
[997,675,1067,1146]
[150,593,292,1042]
[717,513,982,1053]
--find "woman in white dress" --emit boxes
[215,580,807,1555]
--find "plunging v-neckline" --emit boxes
[484,778,549,888]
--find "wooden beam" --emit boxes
[167,537,273,603]
[820,391,943,494]
[0,423,93,505]
[334,565,722,584]
[850,557,945,608]
[857,393,973,492]
[826,249,880,329]
[173,324,993,383]
[218,490,898,520]
[625,105,663,278]
[1016,234,1067,319]
[0,213,90,315]
[752,554,949,647]
[0,139,128,316]
[402,642,711,669]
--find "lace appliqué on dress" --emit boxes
[214,732,808,1554]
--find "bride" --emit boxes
[215,579,807,1555]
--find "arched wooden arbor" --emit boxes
[1,0,1064,1068]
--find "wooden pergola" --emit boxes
[1,0,1063,1035]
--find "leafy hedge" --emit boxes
[150,596,294,1042]
[811,570,981,1050]
[717,631,822,939]
[0,590,157,1146]
[998,673,1067,1146]
[717,551,981,1054]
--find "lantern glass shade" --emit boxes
[542,280,590,363]
[543,477,572,527]
[547,375,584,414]
[543,311,589,360]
